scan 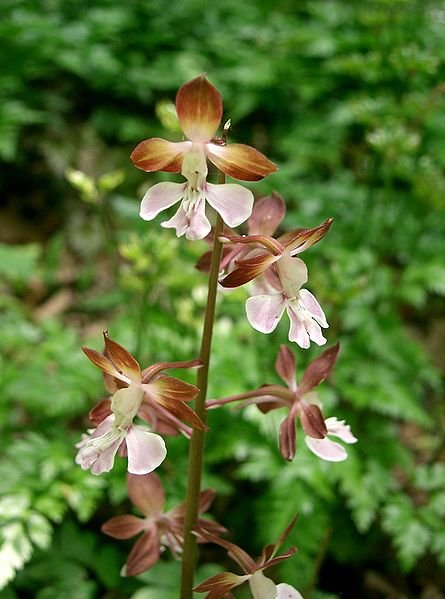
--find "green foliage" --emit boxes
[1,0,444,597]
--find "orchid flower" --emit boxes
[194,515,302,599]
[131,75,277,240]
[102,472,226,576]
[76,332,205,474]
[196,192,286,276]
[208,344,357,462]
[220,218,332,348]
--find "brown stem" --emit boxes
[180,174,225,598]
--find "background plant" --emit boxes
[1,0,444,597]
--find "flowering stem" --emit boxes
[180,175,225,599]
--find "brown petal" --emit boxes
[103,332,141,382]
[101,515,145,539]
[275,346,297,390]
[82,346,122,379]
[298,343,340,396]
[124,527,160,576]
[281,218,333,255]
[259,513,299,565]
[141,358,202,383]
[127,472,165,516]
[193,572,248,596]
[194,529,256,573]
[261,546,298,569]
[300,403,327,439]
[248,192,286,236]
[219,253,276,288]
[219,234,284,255]
[279,412,297,461]
[130,137,187,172]
[207,143,278,181]
[176,75,222,142]
[150,395,208,431]
[89,398,112,425]
[145,376,199,402]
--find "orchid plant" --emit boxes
[77,75,357,598]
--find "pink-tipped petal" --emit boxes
[125,426,167,475]
[305,435,349,462]
[176,75,222,142]
[140,181,186,221]
[127,472,165,516]
[276,583,304,599]
[205,182,254,228]
[325,417,358,444]
[248,192,286,236]
[207,143,278,181]
[246,294,286,334]
[131,138,190,173]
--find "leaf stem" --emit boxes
[180,174,225,598]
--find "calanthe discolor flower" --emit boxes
[131,75,277,240]
[76,332,205,474]
[194,515,302,598]
[220,218,332,348]
[102,472,226,576]
[208,344,357,462]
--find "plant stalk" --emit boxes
[180,174,225,598]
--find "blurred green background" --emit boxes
[1,0,444,597]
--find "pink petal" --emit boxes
[305,436,348,462]
[248,192,286,236]
[275,345,297,390]
[205,182,254,228]
[325,417,358,444]
[161,196,211,240]
[90,437,122,475]
[286,304,310,349]
[299,288,328,327]
[125,426,167,475]
[124,527,160,576]
[298,343,340,396]
[101,515,146,539]
[140,182,186,221]
[127,472,165,516]
[276,583,304,599]
[176,75,222,143]
[246,294,286,334]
